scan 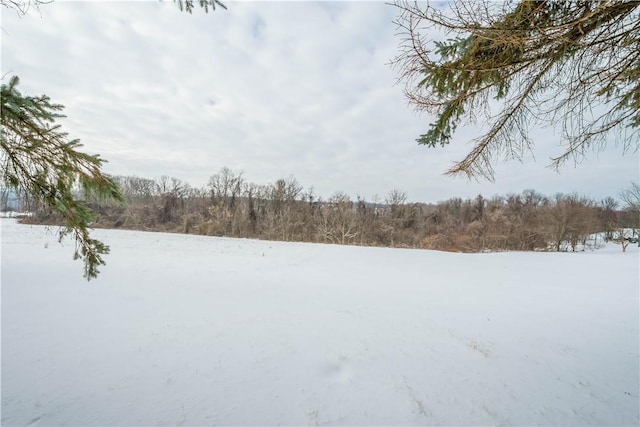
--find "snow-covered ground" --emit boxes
[1,218,638,426]
[0,211,32,219]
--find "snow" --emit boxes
[0,211,32,219]
[1,218,638,425]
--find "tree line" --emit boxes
[9,167,639,253]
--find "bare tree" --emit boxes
[316,192,359,245]
[597,197,619,242]
[620,182,640,246]
[208,167,243,209]
[0,186,10,211]
[613,227,632,252]
[268,176,304,241]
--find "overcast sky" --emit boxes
[2,1,638,203]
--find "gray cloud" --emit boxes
[2,1,637,203]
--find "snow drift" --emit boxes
[1,219,638,425]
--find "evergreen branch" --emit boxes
[392,0,640,178]
[1,75,124,280]
[173,0,226,13]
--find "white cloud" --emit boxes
[2,1,637,203]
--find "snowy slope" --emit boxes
[1,219,638,426]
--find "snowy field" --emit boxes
[1,218,638,426]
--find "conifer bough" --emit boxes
[393,0,640,180]
[1,76,124,280]
[174,0,226,13]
